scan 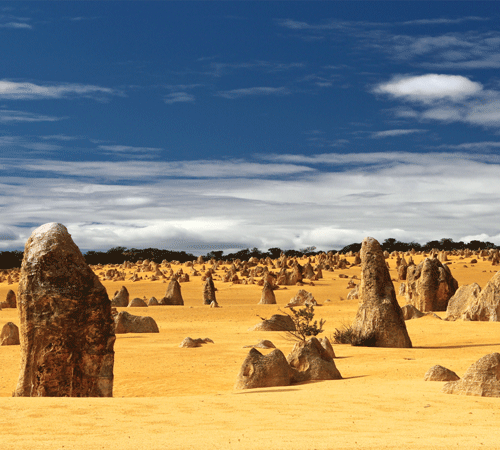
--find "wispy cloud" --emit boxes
[371,129,426,138]
[217,86,290,99]
[0,109,64,122]
[164,92,195,104]
[98,145,163,159]
[206,60,305,77]
[0,80,119,100]
[0,22,31,29]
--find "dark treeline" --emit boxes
[0,238,498,269]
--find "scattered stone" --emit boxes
[287,337,342,383]
[406,258,458,312]
[111,286,129,307]
[286,289,317,308]
[114,311,159,333]
[234,348,292,390]
[424,365,460,382]
[179,337,214,348]
[320,336,336,359]
[14,222,115,397]
[1,322,20,346]
[259,280,277,304]
[128,297,148,307]
[347,284,359,300]
[147,296,159,306]
[248,314,296,332]
[210,300,219,308]
[351,237,412,348]
[1,289,16,308]
[243,340,276,349]
[443,353,500,397]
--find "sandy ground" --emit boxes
[1,254,500,449]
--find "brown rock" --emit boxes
[248,314,296,332]
[455,273,500,321]
[424,365,460,381]
[234,348,292,390]
[401,304,425,320]
[243,340,276,349]
[347,284,359,300]
[286,289,317,308]
[443,353,500,397]
[445,283,481,321]
[406,258,458,312]
[128,297,148,307]
[203,277,217,305]
[114,311,159,333]
[14,223,115,397]
[160,278,184,305]
[259,281,276,304]
[287,337,342,383]
[1,322,20,345]
[179,337,214,348]
[111,286,129,307]
[351,237,412,348]
[1,289,16,308]
[147,296,159,306]
[320,336,336,359]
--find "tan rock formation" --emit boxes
[14,222,115,397]
[287,337,342,383]
[1,322,20,346]
[445,283,481,321]
[203,277,217,305]
[442,353,500,397]
[406,258,458,312]
[111,286,129,307]
[259,281,276,304]
[454,273,500,321]
[286,289,317,308]
[160,278,184,305]
[424,365,459,381]
[234,348,292,390]
[351,237,412,348]
[128,297,148,307]
[248,314,296,332]
[114,311,159,334]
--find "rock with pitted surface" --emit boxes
[445,283,481,321]
[320,336,336,359]
[452,273,500,321]
[424,365,460,381]
[259,281,276,304]
[351,237,412,348]
[248,314,296,332]
[287,337,342,383]
[111,286,129,307]
[1,322,20,345]
[401,304,425,320]
[406,258,458,312]
[442,353,500,397]
[147,296,159,306]
[160,278,184,305]
[114,311,159,334]
[234,348,293,389]
[14,223,115,397]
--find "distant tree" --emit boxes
[0,250,24,269]
[340,243,362,254]
[205,250,224,260]
[267,247,283,259]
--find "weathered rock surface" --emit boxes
[347,284,359,300]
[1,289,16,308]
[406,258,458,312]
[445,283,481,321]
[128,297,148,307]
[351,237,412,348]
[450,273,500,321]
[203,277,217,305]
[320,336,336,359]
[179,337,214,348]
[286,289,317,308]
[248,314,296,332]
[243,340,276,349]
[1,322,20,346]
[14,222,115,397]
[111,286,129,307]
[259,281,276,304]
[160,278,184,305]
[234,348,292,389]
[442,353,500,397]
[114,311,159,333]
[424,365,460,382]
[401,304,425,320]
[287,337,342,383]
[147,296,159,306]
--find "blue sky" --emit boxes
[1,1,500,254]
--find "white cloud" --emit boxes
[371,129,426,138]
[0,109,64,122]
[374,74,483,103]
[0,80,118,100]
[98,145,163,159]
[3,152,500,252]
[164,92,195,104]
[0,22,32,29]
[217,87,290,99]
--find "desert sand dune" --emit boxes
[1,253,500,449]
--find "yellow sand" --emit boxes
[1,255,500,449]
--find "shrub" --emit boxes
[332,323,377,347]
[278,305,325,342]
